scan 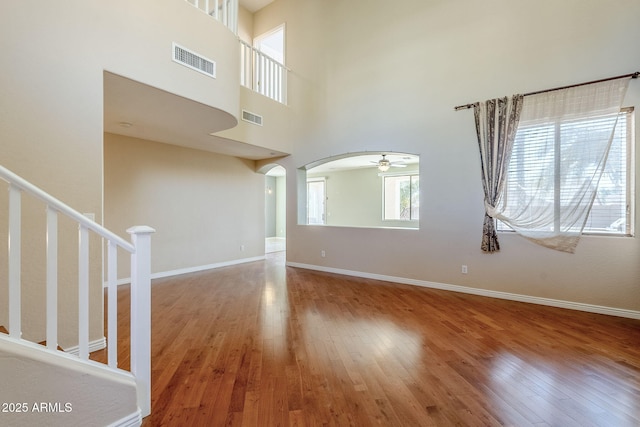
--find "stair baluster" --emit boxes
[1,165,154,419]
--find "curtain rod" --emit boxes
[454,71,640,111]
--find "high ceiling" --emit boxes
[240,0,274,13]
[103,1,281,161]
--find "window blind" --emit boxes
[499,108,632,235]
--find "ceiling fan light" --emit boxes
[378,160,390,172]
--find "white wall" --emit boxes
[255,0,640,313]
[238,5,255,44]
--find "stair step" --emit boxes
[1,337,139,425]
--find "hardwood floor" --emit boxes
[91,252,640,426]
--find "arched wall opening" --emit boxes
[298,152,420,229]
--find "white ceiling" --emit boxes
[240,0,274,13]
[103,72,288,160]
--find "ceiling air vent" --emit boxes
[172,43,216,78]
[242,110,263,126]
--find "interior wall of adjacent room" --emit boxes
[307,165,419,229]
[265,176,277,238]
[104,133,265,279]
[275,175,286,237]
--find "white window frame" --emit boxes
[498,107,635,236]
[307,177,326,225]
[382,172,419,221]
[253,23,285,65]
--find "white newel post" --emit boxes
[127,225,155,418]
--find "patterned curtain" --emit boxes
[473,96,523,253]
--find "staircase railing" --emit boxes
[186,0,238,34]
[0,166,154,417]
[240,40,288,104]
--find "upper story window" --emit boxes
[240,24,287,104]
[254,24,284,64]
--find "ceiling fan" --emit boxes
[371,154,407,172]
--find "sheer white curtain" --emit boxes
[492,78,631,252]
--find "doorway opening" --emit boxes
[265,165,286,253]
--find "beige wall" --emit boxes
[1,0,639,352]
[215,87,294,155]
[238,5,255,44]
[0,1,107,345]
[0,0,241,345]
[254,0,640,312]
[104,134,265,279]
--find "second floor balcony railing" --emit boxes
[240,40,288,104]
[187,0,238,34]
[186,1,288,104]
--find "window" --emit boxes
[383,174,419,221]
[499,107,634,235]
[245,24,286,103]
[254,24,285,64]
[307,179,326,225]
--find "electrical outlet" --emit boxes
[461,265,468,274]
[240,245,245,252]
[321,250,326,258]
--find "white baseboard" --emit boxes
[107,410,142,427]
[286,262,640,320]
[104,255,266,287]
[63,337,107,355]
